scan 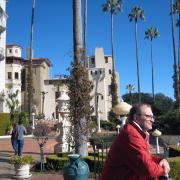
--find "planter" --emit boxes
[63,154,89,180]
[14,164,32,179]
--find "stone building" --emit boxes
[4,46,120,121]
[0,0,7,112]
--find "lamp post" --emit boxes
[113,101,132,126]
[152,129,162,155]
[32,112,35,130]
[116,125,121,134]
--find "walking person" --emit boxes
[13,117,27,156]
[11,123,17,155]
[101,103,170,180]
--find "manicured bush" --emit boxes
[100,120,116,131]
[168,156,180,179]
[56,152,72,158]
[10,155,35,165]
[83,156,105,173]
[169,145,180,157]
[46,154,68,171]
[0,113,10,135]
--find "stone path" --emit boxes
[0,136,64,180]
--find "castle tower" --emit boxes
[0,0,7,112]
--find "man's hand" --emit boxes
[159,159,170,175]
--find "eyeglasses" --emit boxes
[137,113,155,120]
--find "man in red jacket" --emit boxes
[101,103,170,180]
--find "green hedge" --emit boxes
[83,156,105,173]
[0,113,10,135]
[169,145,180,157]
[46,153,106,173]
[46,154,69,171]
[168,156,180,179]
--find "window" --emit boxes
[55,91,61,99]
[9,49,12,53]
[95,71,97,75]
[90,71,93,75]
[105,57,108,63]
[99,70,102,74]
[15,49,18,54]
[101,95,104,100]
[109,69,112,74]
[91,85,94,90]
[108,85,111,95]
[15,72,19,79]
[8,72,12,79]
[91,58,95,64]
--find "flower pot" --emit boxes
[14,164,32,179]
[63,154,89,180]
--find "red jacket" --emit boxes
[101,122,165,180]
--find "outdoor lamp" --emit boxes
[152,129,162,154]
[32,112,35,130]
[113,101,132,126]
[116,125,121,134]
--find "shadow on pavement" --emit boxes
[0,157,9,163]
[0,174,15,179]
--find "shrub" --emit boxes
[0,113,10,135]
[56,152,72,158]
[83,156,105,173]
[10,155,35,165]
[168,145,180,157]
[46,154,68,171]
[168,156,180,179]
[101,120,116,131]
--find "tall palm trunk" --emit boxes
[171,0,180,107]
[73,0,88,156]
[135,21,141,103]
[111,12,118,107]
[150,39,155,102]
[178,14,180,81]
[111,13,115,72]
[28,0,35,120]
[83,0,87,67]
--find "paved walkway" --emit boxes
[0,136,64,180]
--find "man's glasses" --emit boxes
[137,113,155,120]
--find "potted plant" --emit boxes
[10,155,35,179]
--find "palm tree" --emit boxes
[171,0,180,107]
[145,27,159,102]
[102,0,122,72]
[172,0,180,107]
[83,0,87,67]
[128,6,145,103]
[126,84,135,105]
[102,0,123,107]
[27,0,35,120]
[69,0,92,156]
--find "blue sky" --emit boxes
[6,0,177,99]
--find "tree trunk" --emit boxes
[171,0,180,107]
[28,0,35,120]
[83,0,87,67]
[151,40,155,102]
[73,0,88,156]
[135,22,141,103]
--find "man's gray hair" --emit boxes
[128,103,152,122]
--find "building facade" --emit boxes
[4,46,120,121]
[5,44,23,112]
[87,48,120,120]
[0,0,7,112]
